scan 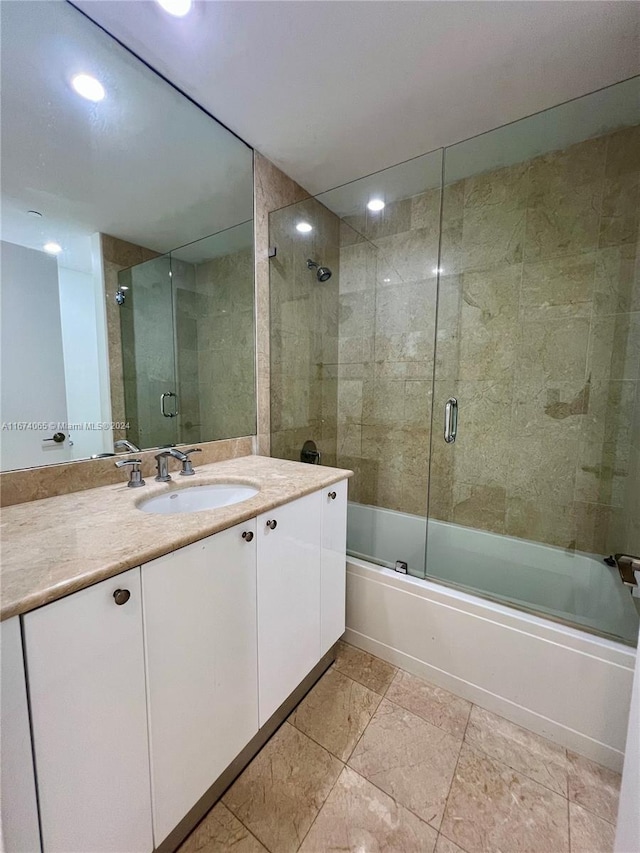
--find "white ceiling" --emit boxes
[0,1,253,273]
[75,0,640,196]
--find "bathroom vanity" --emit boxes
[1,456,350,853]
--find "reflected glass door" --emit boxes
[424,79,640,644]
[119,254,178,450]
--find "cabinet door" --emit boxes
[321,480,348,654]
[142,521,258,845]
[1,616,40,853]
[23,568,152,853]
[257,491,322,726]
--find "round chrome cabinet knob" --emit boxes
[242,531,254,542]
[328,491,337,500]
[266,519,277,530]
[113,589,131,606]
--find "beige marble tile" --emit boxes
[333,642,397,694]
[441,744,569,853]
[299,766,438,853]
[386,670,471,738]
[177,803,267,853]
[569,803,616,853]
[458,265,520,380]
[594,244,640,315]
[223,722,342,853]
[505,498,576,550]
[520,252,595,319]
[516,317,590,387]
[452,483,506,535]
[567,751,621,824]
[506,433,579,507]
[461,202,526,272]
[599,173,640,247]
[435,836,467,853]
[465,706,568,796]
[450,381,513,488]
[289,668,381,761]
[605,125,640,178]
[587,313,640,383]
[348,698,462,829]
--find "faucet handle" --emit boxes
[114,459,146,488]
[179,448,202,476]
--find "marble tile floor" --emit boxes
[178,641,621,853]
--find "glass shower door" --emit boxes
[119,254,179,450]
[424,80,640,644]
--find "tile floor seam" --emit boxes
[345,739,461,834]
[437,701,474,847]
[567,796,618,827]
[293,759,347,853]
[332,661,394,696]
[461,725,570,799]
[231,809,273,853]
[383,683,472,740]
[338,763,442,837]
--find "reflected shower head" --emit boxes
[307,258,332,282]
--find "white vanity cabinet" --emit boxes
[1,616,40,853]
[142,520,259,846]
[22,567,153,853]
[11,477,348,853]
[257,490,323,725]
[321,480,348,655]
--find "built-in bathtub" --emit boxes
[345,502,639,771]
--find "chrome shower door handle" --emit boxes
[444,397,458,444]
[160,391,178,418]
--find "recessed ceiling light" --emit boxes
[43,242,62,255]
[156,0,192,16]
[432,267,444,275]
[296,222,313,233]
[383,277,391,283]
[367,199,385,212]
[27,210,43,218]
[71,74,105,102]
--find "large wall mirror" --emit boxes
[0,1,255,472]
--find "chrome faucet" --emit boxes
[114,458,145,488]
[154,447,202,482]
[114,439,140,453]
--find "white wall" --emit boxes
[0,240,70,469]
[58,266,108,459]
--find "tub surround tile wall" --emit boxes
[269,197,340,468]
[0,436,254,507]
[327,125,639,555]
[254,152,311,456]
[428,126,640,554]
[187,641,620,853]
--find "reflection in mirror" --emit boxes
[0,0,255,472]
[117,223,256,451]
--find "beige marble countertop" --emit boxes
[0,455,352,621]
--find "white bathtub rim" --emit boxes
[347,556,636,667]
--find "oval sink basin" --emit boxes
[138,484,259,515]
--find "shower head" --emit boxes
[307,258,332,282]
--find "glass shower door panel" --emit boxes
[119,255,178,450]
[424,80,640,644]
